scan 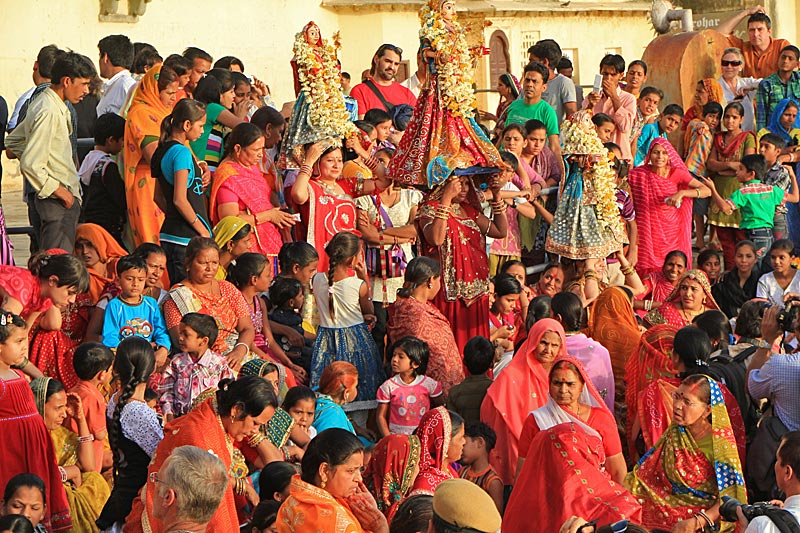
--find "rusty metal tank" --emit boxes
[642,29,730,111]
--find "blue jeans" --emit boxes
[746,227,774,269]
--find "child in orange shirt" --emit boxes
[67,342,114,472]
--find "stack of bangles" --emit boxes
[434,205,452,220]
[363,154,380,172]
[643,300,653,311]
[621,264,636,276]
[490,200,506,215]
[234,478,247,496]
[694,511,715,531]
[299,164,313,176]
[583,269,598,282]
[59,467,68,483]
[248,431,266,448]
[78,434,95,444]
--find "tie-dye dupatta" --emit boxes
[625,376,746,532]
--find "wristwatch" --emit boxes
[756,339,772,350]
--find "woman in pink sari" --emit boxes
[408,406,464,497]
[210,123,296,266]
[628,138,710,276]
[480,318,566,486]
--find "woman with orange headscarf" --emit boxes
[73,223,127,302]
[480,318,567,487]
[124,65,180,245]
[681,78,725,135]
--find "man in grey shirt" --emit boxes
[528,39,577,124]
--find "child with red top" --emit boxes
[67,342,114,472]
[0,311,72,531]
[459,422,504,513]
[376,336,443,437]
[489,274,523,375]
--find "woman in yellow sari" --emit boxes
[124,65,180,246]
[31,378,110,533]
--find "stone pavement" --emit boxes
[1,157,31,265]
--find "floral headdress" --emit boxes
[291,23,356,146]
[419,0,477,118]
[560,111,624,239]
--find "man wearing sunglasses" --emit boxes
[350,43,417,119]
[717,6,791,79]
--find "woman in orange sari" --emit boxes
[210,123,295,266]
[479,318,566,487]
[124,65,179,245]
[74,223,127,302]
[588,286,641,434]
[277,428,389,533]
[125,376,278,533]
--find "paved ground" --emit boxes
[2,156,31,265]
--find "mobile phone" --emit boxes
[593,74,602,93]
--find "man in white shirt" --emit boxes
[96,34,135,116]
[6,52,95,251]
[401,48,427,98]
[742,431,800,532]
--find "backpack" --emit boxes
[363,79,415,131]
[709,345,760,439]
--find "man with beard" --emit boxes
[350,43,416,118]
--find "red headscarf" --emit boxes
[480,318,567,484]
[364,434,421,519]
[408,406,454,496]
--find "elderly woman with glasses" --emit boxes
[717,47,760,132]
[625,375,747,533]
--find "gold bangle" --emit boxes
[696,188,701,198]
[621,265,636,276]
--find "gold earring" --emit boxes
[230,415,235,424]
[321,479,326,489]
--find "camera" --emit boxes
[719,496,783,522]
[777,300,800,331]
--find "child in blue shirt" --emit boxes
[103,255,171,366]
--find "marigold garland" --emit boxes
[419,5,477,118]
[293,28,356,140]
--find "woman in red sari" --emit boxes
[633,250,687,317]
[505,356,640,533]
[624,324,679,458]
[480,318,566,486]
[408,406,464,497]
[364,434,421,520]
[417,174,506,352]
[126,376,277,533]
[210,123,296,266]
[29,226,125,389]
[628,138,710,276]
[387,257,464,396]
[644,270,721,330]
[291,142,391,272]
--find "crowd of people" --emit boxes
[3,1,800,532]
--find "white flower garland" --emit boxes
[419,6,477,118]
[293,29,356,139]
[561,116,624,237]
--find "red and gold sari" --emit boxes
[210,159,284,260]
[644,270,720,329]
[124,65,171,245]
[364,434,421,520]
[417,198,490,352]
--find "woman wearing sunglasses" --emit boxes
[718,47,761,132]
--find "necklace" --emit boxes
[166,529,202,533]
[680,307,699,325]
